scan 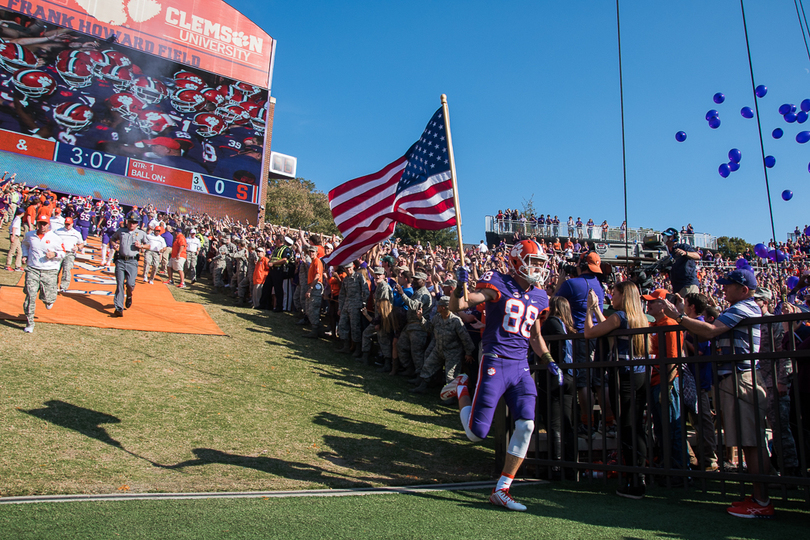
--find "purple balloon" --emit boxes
[786,112,798,123]
[805,226,810,236]
[719,163,730,178]
[741,106,754,118]
[754,243,768,257]
[756,85,767,97]
[780,103,792,115]
[768,249,777,261]
[782,189,793,201]
[798,132,810,144]
[788,276,800,289]
[799,111,809,123]
[803,99,810,112]
[773,128,784,139]
[778,251,789,263]
[765,155,776,168]
[706,109,719,120]
[714,92,725,104]
[709,117,721,129]
[728,161,740,172]
[675,131,687,142]
[735,258,748,269]
[728,148,742,162]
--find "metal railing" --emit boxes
[491,311,810,501]
[484,216,717,250]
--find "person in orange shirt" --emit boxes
[23,198,39,234]
[252,247,270,308]
[642,288,685,475]
[168,229,188,288]
[305,244,324,338]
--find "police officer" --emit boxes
[395,271,433,377]
[110,210,149,317]
[268,234,293,312]
[411,296,476,394]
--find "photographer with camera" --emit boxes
[554,251,614,437]
[661,227,700,296]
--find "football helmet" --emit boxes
[12,69,57,100]
[234,81,260,97]
[508,240,549,286]
[216,104,250,125]
[88,50,110,77]
[249,104,267,134]
[171,89,206,113]
[132,77,167,104]
[193,112,228,138]
[106,92,145,122]
[174,70,205,90]
[56,55,93,88]
[174,79,204,92]
[53,102,94,132]
[0,43,37,73]
[101,49,132,68]
[200,87,225,107]
[100,65,134,92]
[216,84,246,106]
[137,110,176,137]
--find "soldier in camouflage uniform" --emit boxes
[237,242,258,304]
[395,271,433,377]
[360,267,394,365]
[410,296,476,394]
[210,235,232,293]
[337,262,370,356]
[230,238,248,296]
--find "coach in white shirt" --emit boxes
[21,213,65,333]
[55,217,84,292]
[185,227,201,284]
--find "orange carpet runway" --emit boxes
[0,236,224,335]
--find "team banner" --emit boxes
[2,0,275,88]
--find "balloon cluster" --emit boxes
[719,148,742,177]
[753,242,788,262]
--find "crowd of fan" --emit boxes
[2,179,808,495]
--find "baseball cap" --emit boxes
[438,296,450,307]
[753,287,773,302]
[442,279,457,288]
[413,271,428,281]
[36,213,49,223]
[717,268,757,289]
[306,245,317,253]
[372,267,385,275]
[64,217,73,224]
[641,288,669,302]
[284,236,294,245]
[582,251,602,274]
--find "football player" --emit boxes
[446,239,562,511]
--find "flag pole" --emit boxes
[441,94,467,300]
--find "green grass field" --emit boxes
[0,234,807,538]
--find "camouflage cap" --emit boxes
[413,271,428,281]
[438,296,450,307]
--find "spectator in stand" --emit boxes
[661,227,700,296]
[620,221,627,242]
[478,240,488,254]
[6,207,23,271]
[661,268,772,518]
[601,220,609,242]
[585,281,650,499]
[587,218,595,239]
[576,217,583,239]
[567,216,574,238]
[552,215,560,237]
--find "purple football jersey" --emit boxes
[476,270,548,360]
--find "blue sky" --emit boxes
[227,0,810,245]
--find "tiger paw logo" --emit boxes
[487,367,496,376]
[74,0,163,26]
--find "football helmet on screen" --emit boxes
[132,77,167,104]
[508,240,549,286]
[101,49,132,68]
[249,104,268,134]
[100,65,134,92]
[216,84,246,106]
[0,43,37,73]
[53,102,94,132]
[200,87,225,107]
[174,70,205,90]
[12,69,57,100]
[56,55,93,88]
[137,110,177,137]
[216,104,250,125]
[192,112,228,138]
[234,81,260,97]
[106,92,145,122]
[171,89,206,113]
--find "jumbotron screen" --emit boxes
[0,0,275,221]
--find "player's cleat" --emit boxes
[125,294,133,309]
[440,374,469,400]
[24,325,34,333]
[489,488,526,511]
[727,497,774,519]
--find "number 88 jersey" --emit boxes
[476,270,549,360]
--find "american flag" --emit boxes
[323,107,457,266]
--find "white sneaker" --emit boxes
[24,325,33,333]
[440,374,469,400]
[45,303,54,310]
[489,488,526,511]
[149,280,154,284]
